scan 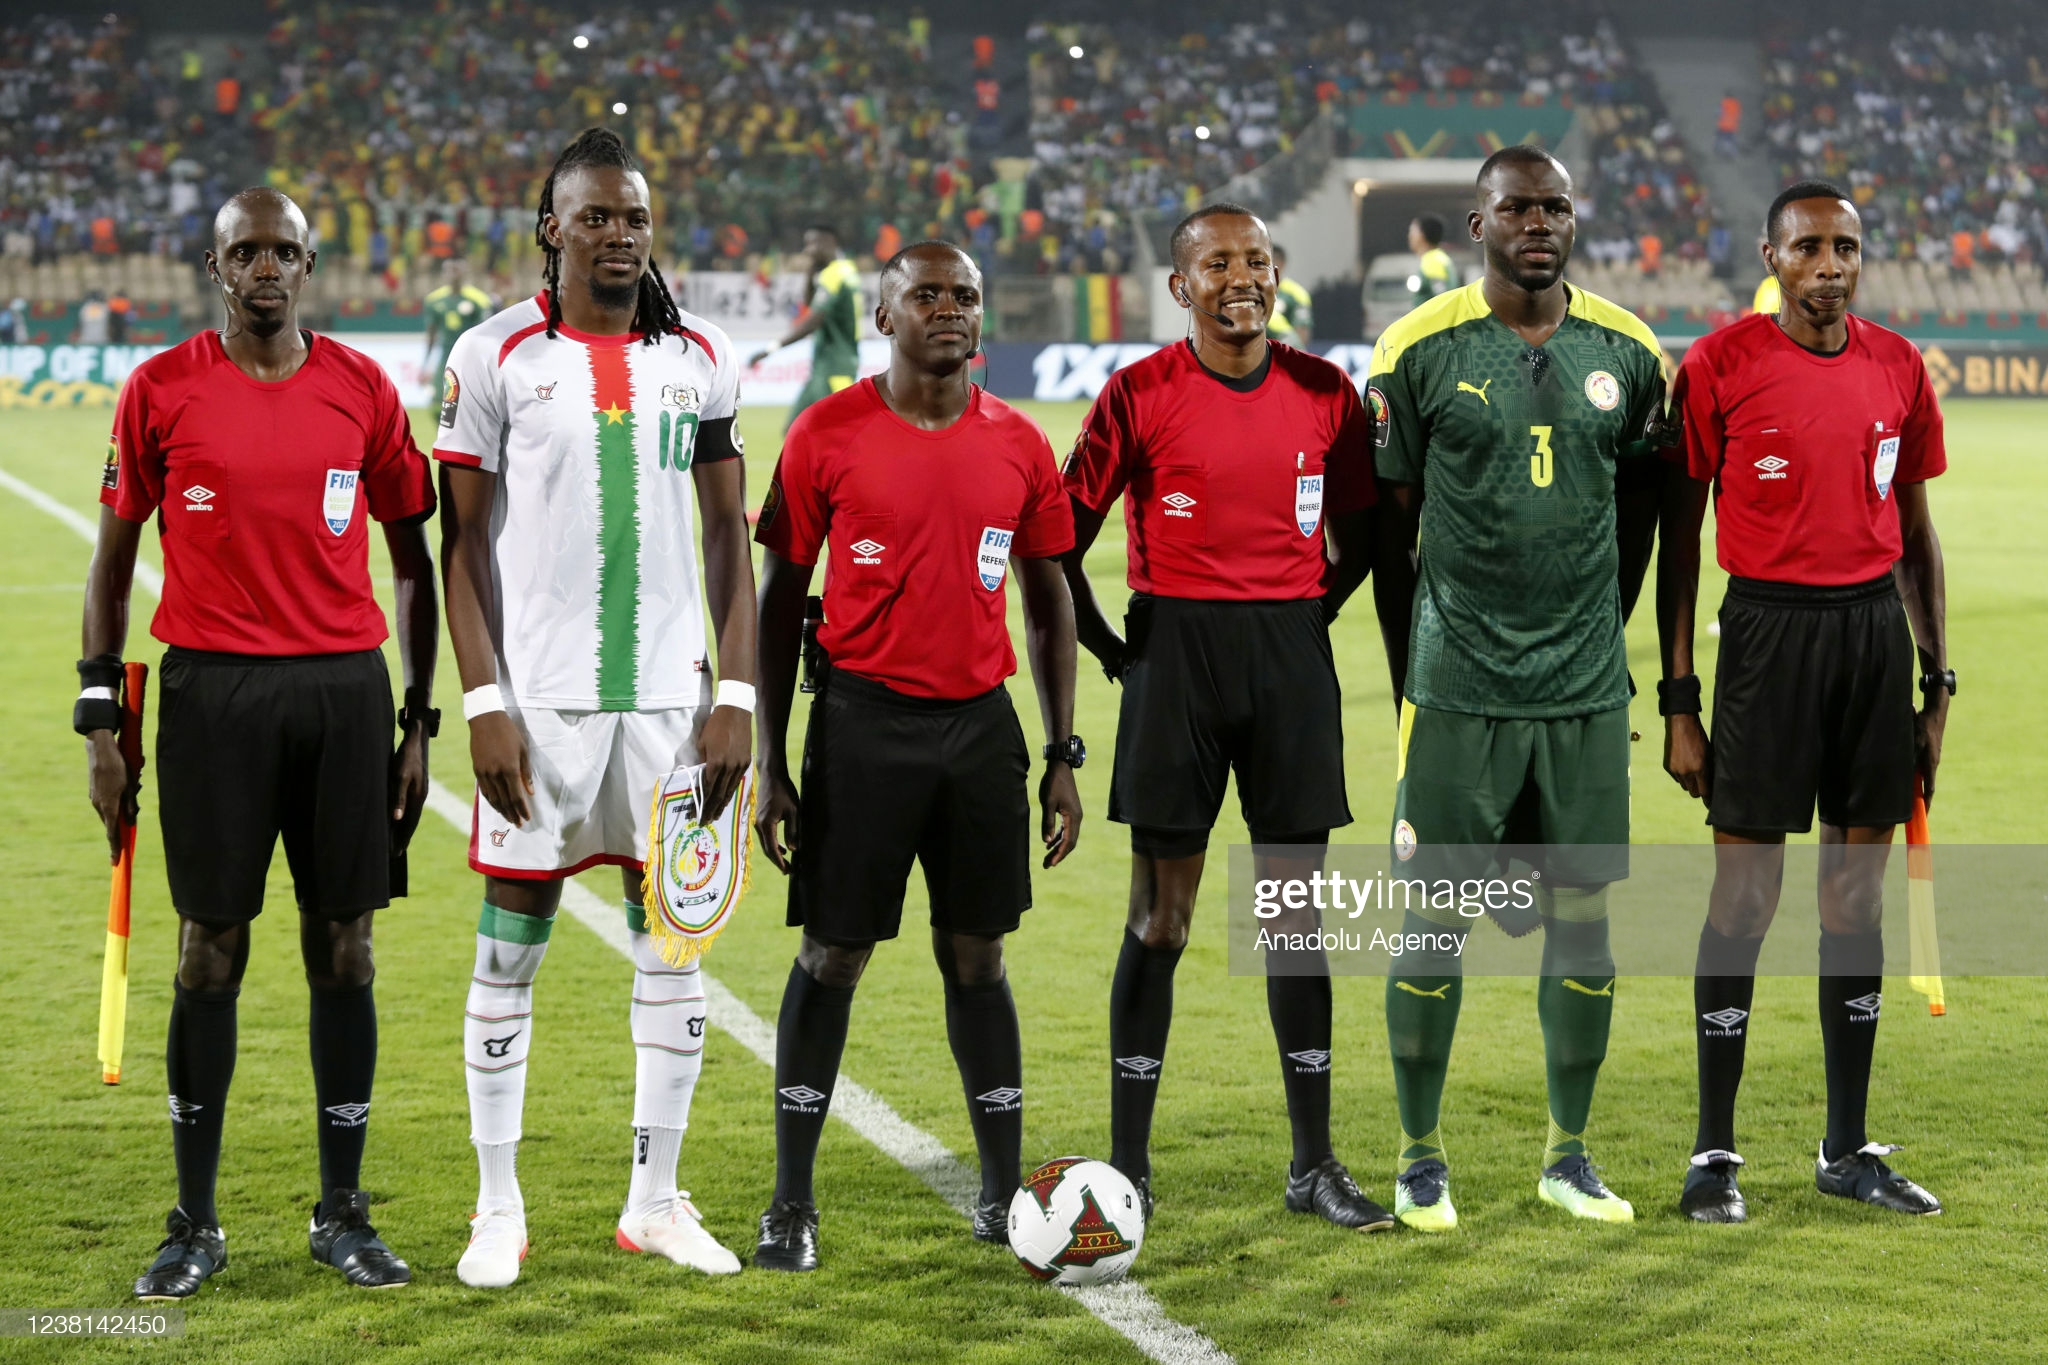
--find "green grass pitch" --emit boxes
[0,397,2042,1363]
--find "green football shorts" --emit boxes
[1390,701,1631,891]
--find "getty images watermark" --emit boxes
[1225,843,2048,977]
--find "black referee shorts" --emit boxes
[1708,575,1917,833]
[787,668,1032,944]
[1108,594,1351,849]
[157,648,396,925]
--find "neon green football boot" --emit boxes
[1394,1159,1458,1232]
[1538,1155,1635,1223]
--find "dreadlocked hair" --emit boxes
[536,126,685,346]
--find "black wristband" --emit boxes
[1656,675,1703,717]
[74,654,123,735]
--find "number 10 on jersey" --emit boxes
[1529,425,1554,488]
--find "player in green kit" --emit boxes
[423,257,495,381]
[1367,146,1669,1231]
[776,224,862,428]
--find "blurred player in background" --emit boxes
[777,224,862,428]
[435,128,755,1287]
[423,256,495,384]
[1061,203,1390,1234]
[1660,181,1949,1224]
[1266,244,1315,344]
[84,187,438,1298]
[1369,147,1668,1231]
[1408,214,1460,309]
[752,241,1081,1271]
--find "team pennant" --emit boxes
[641,763,754,967]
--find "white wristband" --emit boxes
[714,680,757,713]
[462,683,506,720]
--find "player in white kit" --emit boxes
[434,128,756,1285]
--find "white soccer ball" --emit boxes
[1007,1157,1145,1285]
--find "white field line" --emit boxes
[7,463,1234,1365]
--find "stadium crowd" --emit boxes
[1760,23,2048,268]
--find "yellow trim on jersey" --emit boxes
[1565,284,1664,366]
[817,257,861,295]
[1418,247,1456,284]
[1278,277,1313,307]
[1369,282,1493,378]
[1396,700,1416,781]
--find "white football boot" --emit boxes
[616,1193,742,1274]
[457,1205,528,1288]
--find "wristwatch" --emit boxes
[399,704,442,738]
[1043,735,1086,769]
[1918,668,1957,701]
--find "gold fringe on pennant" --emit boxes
[641,767,756,969]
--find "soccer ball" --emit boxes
[1007,1157,1145,1285]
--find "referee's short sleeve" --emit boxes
[1671,347,1725,484]
[1324,379,1378,515]
[755,414,828,566]
[1011,421,1077,558]
[431,326,505,472]
[362,366,435,522]
[102,370,164,520]
[1897,347,1947,483]
[1060,377,1134,514]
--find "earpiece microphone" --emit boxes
[1179,287,1234,327]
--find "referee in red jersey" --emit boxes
[1658,182,1949,1224]
[1060,203,1390,1231]
[752,241,1081,1270]
[81,189,439,1297]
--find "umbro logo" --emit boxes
[975,1087,1023,1110]
[1114,1055,1162,1078]
[1845,992,1882,1019]
[779,1085,827,1108]
[182,484,216,510]
[1285,1049,1331,1072]
[1754,454,1789,481]
[1701,1007,1750,1030]
[323,1101,370,1127]
[167,1095,202,1124]
[1161,491,1196,518]
[850,538,885,564]
[686,1016,705,1038]
[481,1032,520,1059]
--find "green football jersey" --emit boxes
[810,256,861,375]
[1369,281,1667,719]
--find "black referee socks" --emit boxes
[166,982,239,1227]
[1819,928,1885,1162]
[772,962,858,1207]
[1266,968,1334,1176]
[1109,929,1185,1183]
[1694,923,1765,1155]
[309,980,378,1211]
[942,976,1024,1206]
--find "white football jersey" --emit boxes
[433,293,739,711]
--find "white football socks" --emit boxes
[625,904,706,1215]
[466,902,552,1211]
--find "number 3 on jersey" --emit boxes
[1529,425,1554,488]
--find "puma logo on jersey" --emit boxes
[1395,981,1451,999]
[1562,978,1614,997]
[535,382,557,400]
[1457,380,1492,405]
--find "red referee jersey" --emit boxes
[756,380,1075,700]
[1062,341,1375,601]
[1673,312,1945,585]
[100,331,434,654]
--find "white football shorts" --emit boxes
[468,701,710,880]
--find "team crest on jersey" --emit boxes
[323,469,359,536]
[1873,435,1900,500]
[978,526,1014,590]
[1296,467,1323,537]
[1367,387,1390,447]
[1583,370,1620,411]
[102,436,119,491]
[439,368,460,428]
[661,384,703,412]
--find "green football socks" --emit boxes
[1536,890,1615,1166]
[1386,912,1465,1172]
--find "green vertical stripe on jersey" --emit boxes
[589,345,641,710]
